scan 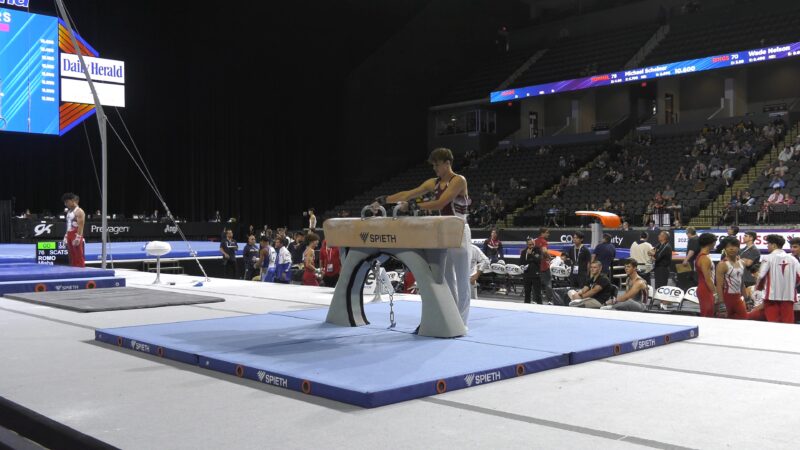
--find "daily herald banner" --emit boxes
[673,229,800,251]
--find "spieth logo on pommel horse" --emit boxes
[323,205,467,338]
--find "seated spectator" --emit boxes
[636,155,648,168]
[567,261,614,309]
[774,161,789,178]
[784,193,796,205]
[762,165,775,178]
[614,170,624,184]
[621,221,631,231]
[579,167,590,181]
[756,200,771,224]
[602,197,612,210]
[558,155,566,168]
[666,199,682,224]
[693,178,706,192]
[722,164,736,186]
[675,166,688,181]
[662,185,676,201]
[642,201,655,225]
[767,188,784,205]
[567,173,578,186]
[604,167,616,183]
[509,177,519,190]
[742,191,756,206]
[778,145,793,163]
[600,259,649,311]
[689,160,707,180]
[708,156,723,178]
[770,175,786,190]
[638,169,653,183]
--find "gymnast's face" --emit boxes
[431,159,450,178]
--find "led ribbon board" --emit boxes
[491,41,800,103]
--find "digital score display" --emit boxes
[36,240,69,265]
[0,7,60,134]
[491,41,800,103]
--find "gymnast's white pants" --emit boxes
[445,222,471,325]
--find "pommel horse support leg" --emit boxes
[323,211,467,338]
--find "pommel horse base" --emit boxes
[323,206,466,338]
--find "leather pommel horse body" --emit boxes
[323,208,466,338]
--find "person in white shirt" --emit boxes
[756,234,800,323]
[274,238,293,283]
[469,244,491,299]
[778,145,793,163]
[630,232,654,282]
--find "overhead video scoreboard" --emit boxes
[0,4,125,135]
[491,41,800,102]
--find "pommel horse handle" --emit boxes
[324,209,466,338]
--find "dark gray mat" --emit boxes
[5,287,224,312]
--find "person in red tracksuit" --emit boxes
[695,233,719,317]
[62,193,86,268]
[319,240,341,287]
[302,233,320,286]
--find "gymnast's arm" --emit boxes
[382,178,438,204]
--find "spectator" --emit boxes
[567,173,578,186]
[520,238,542,304]
[602,258,649,311]
[642,201,655,226]
[567,261,615,309]
[767,188,785,205]
[714,225,739,254]
[769,174,786,189]
[482,229,503,263]
[621,221,631,231]
[592,233,617,279]
[774,161,788,178]
[739,230,760,288]
[650,231,672,290]
[242,235,260,281]
[666,199,682,224]
[558,155,566,168]
[534,228,555,304]
[288,232,307,265]
[219,229,238,279]
[778,145,793,163]
[638,169,653,183]
[509,177,519,190]
[319,240,341,287]
[662,185,676,201]
[756,200,771,225]
[689,160,707,180]
[675,166,688,181]
[678,226,699,290]
[722,164,736,186]
[742,191,756,206]
[631,231,653,283]
[565,231,592,288]
[602,198,612,210]
[785,193,796,205]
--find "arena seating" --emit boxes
[514,121,775,227]
[510,23,658,89]
[324,141,606,224]
[436,47,540,105]
[642,1,800,67]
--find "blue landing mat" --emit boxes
[96,303,698,408]
[0,241,246,264]
[0,263,116,282]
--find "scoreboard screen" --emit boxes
[0,8,60,134]
[36,240,69,265]
[491,40,800,103]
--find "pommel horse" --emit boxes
[323,205,467,338]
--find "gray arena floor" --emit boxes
[1,269,798,449]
